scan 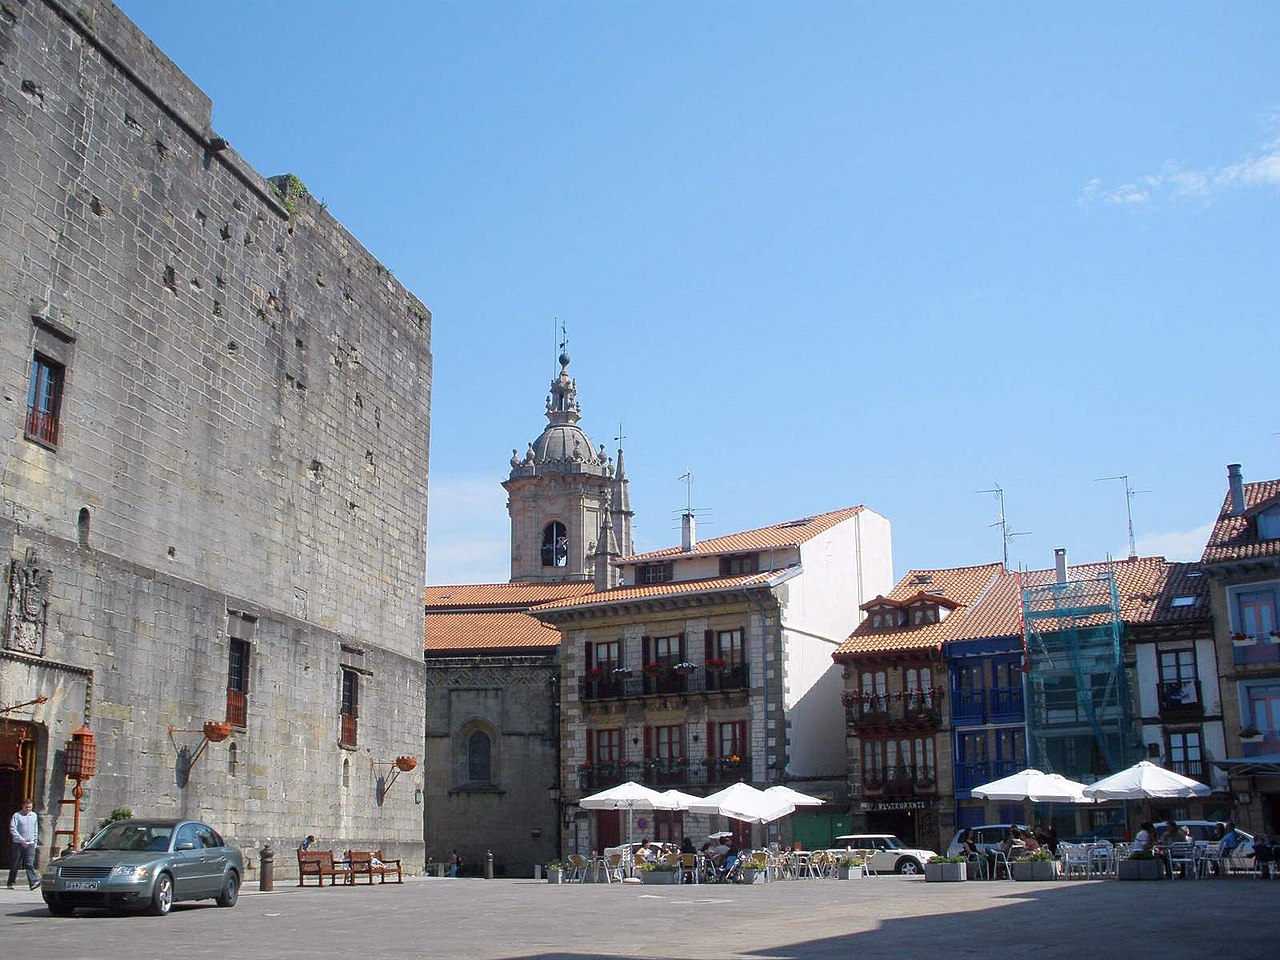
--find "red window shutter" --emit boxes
[706,722,715,759]
[642,635,651,666]
[733,721,746,756]
[644,725,654,761]
[678,632,686,662]
[584,641,594,670]
[704,630,714,660]
[586,728,596,763]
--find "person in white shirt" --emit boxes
[7,798,39,890]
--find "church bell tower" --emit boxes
[504,350,632,585]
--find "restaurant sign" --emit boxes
[861,800,930,812]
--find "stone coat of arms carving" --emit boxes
[5,547,52,655]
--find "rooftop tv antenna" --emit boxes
[976,483,1029,569]
[1095,474,1148,560]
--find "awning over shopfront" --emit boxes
[1212,753,1280,777]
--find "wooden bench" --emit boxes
[346,849,403,884]
[298,849,347,886]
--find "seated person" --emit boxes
[1251,834,1273,879]
[720,842,741,879]
[634,845,652,865]
[960,829,980,857]
[680,836,697,855]
[1019,832,1041,855]
[1132,821,1156,853]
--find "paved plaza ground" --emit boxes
[1,873,1276,959]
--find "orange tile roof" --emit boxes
[424,581,596,610]
[1201,479,1280,564]
[424,611,562,653]
[835,557,1205,659]
[620,506,866,563]
[836,564,1003,657]
[531,570,790,615]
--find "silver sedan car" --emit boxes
[40,818,243,916]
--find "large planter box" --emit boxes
[546,869,563,884]
[925,862,966,883]
[740,868,767,884]
[837,865,867,880]
[1118,858,1164,881]
[639,869,678,884]
[1010,860,1057,882]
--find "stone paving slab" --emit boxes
[2,874,1277,960]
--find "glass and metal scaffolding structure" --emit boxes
[1021,573,1139,782]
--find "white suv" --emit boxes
[946,824,1029,857]
[830,834,939,875]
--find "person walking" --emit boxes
[448,849,460,878]
[7,798,39,890]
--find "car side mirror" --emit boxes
[176,842,197,851]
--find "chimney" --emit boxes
[1228,463,1246,517]
[681,511,697,552]
[1054,548,1068,584]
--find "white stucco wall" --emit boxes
[777,509,894,777]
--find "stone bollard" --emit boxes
[435,862,446,878]
[259,842,275,892]
[484,849,494,879]
[534,864,543,880]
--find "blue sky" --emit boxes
[118,1,1280,585]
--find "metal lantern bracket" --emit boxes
[167,721,232,778]
[372,755,417,796]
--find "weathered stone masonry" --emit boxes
[0,0,431,873]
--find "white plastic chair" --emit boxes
[1168,841,1197,879]
[1059,842,1089,879]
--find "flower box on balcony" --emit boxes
[1232,633,1257,647]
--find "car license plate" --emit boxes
[64,881,99,891]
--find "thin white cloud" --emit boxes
[1132,522,1214,563]
[426,474,511,585]
[1083,135,1280,205]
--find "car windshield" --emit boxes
[881,836,906,849]
[84,822,173,852]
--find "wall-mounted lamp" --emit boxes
[414,786,423,806]
[691,733,700,744]
[372,755,418,797]
[167,721,231,784]
[631,736,640,746]
[547,783,562,804]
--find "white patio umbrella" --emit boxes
[763,785,826,807]
[660,788,702,810]
[687,782,796,824]
[971,768,1092,804]
[1082,761,1211,801]
[578,781,683,843]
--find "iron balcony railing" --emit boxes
[225,688,248,728]
[954,758,1020,793]
[844,688,945,728]
[579,663,749,702]
[862,764,939,797]
[25,406,59,447]
[576,757,752,791]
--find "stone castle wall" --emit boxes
[0,0,430,870]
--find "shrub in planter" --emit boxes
[1010,850,1057,881]
[1118,852,1164,881]
[925,855,967,883]
[638,862,678,884]
[837,855,869,879]
[546,860,564,883]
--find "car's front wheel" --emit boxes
[44,895,75,917]
[148,873,173,916]
[216,871,239,907]
[896,857,923,875]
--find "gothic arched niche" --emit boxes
[456,718,499,787]
[541,521,568,568]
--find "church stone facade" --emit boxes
[0,1,430,876]
[424,354,624,875]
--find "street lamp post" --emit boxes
[547,782,562,860]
